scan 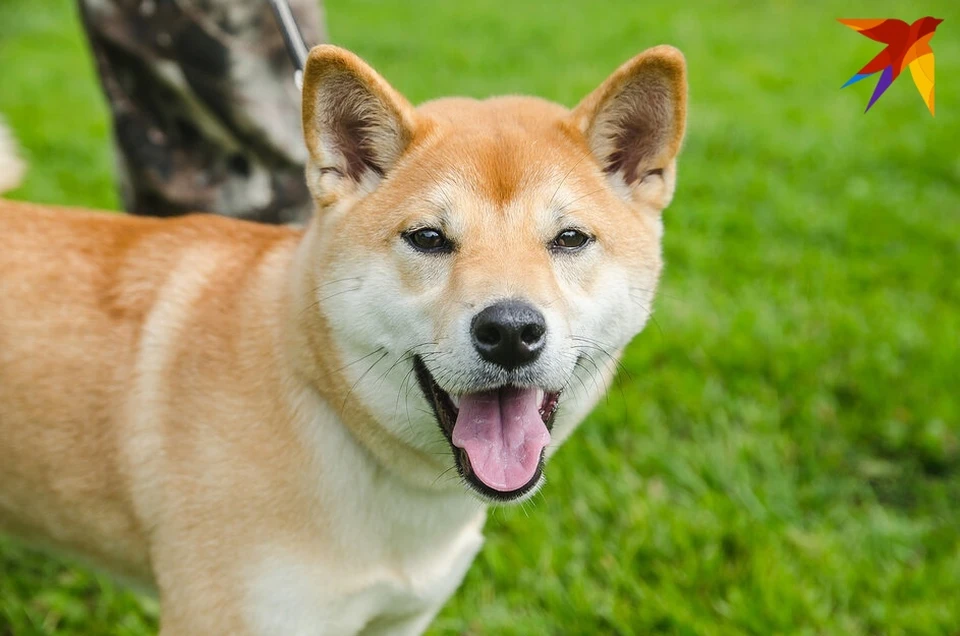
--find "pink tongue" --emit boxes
[451,387,551,492]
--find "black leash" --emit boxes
[267,0,310,90]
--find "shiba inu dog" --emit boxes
[0,44,686,635]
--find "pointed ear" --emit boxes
[569,46,687,206]
[301,45,419,202]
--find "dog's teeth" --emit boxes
[450,395,460,409]
[534,388,545,405]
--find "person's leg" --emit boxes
[78,0,325,224]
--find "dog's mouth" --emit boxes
[413,356,560,501]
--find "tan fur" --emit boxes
[0,45,686,635]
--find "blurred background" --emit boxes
[1,0,958,633]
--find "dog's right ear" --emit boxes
[301,45,419,205]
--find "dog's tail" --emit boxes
[0,116,26,195]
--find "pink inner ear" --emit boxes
[604,116,664,184]
[319,73,392,182]
[335,112,387,182]
[599,75,676,185]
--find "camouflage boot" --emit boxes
[78,0,325,224]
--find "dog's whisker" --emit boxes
[340,350,389,416]
[330,346,387,377]
[312,276,363,292]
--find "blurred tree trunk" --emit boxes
[78,0,325,224]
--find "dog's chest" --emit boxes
[244,515,485,635]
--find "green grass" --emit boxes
[1,0,958,633]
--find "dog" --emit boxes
[0,44,686,634]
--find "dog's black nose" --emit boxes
[471,300,546,369]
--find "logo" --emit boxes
[839,17,942,115]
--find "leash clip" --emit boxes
[267,0,309,91]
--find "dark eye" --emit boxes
[404,227,452,253]
[551,229,592,251]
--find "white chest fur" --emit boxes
[244,400,487,635]
[245,516,483,636]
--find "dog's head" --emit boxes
[297,45,686,502]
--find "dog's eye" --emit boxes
[551,229,592,251]
[404,228,452,253]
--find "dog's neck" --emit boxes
[286,383,486,553]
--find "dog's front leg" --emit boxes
[358,604,446,636]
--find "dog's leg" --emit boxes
[151,544,370,636]
[156,593,253,636]
[359,607,444,636]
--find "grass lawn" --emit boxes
[1,0,958,633]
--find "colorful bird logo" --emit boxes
[839,17,942,115]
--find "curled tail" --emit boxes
[0,116,25,195]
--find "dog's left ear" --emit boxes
[569,46,687,208]
[301,45,420,205]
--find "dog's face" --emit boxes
[299,46,686,502]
